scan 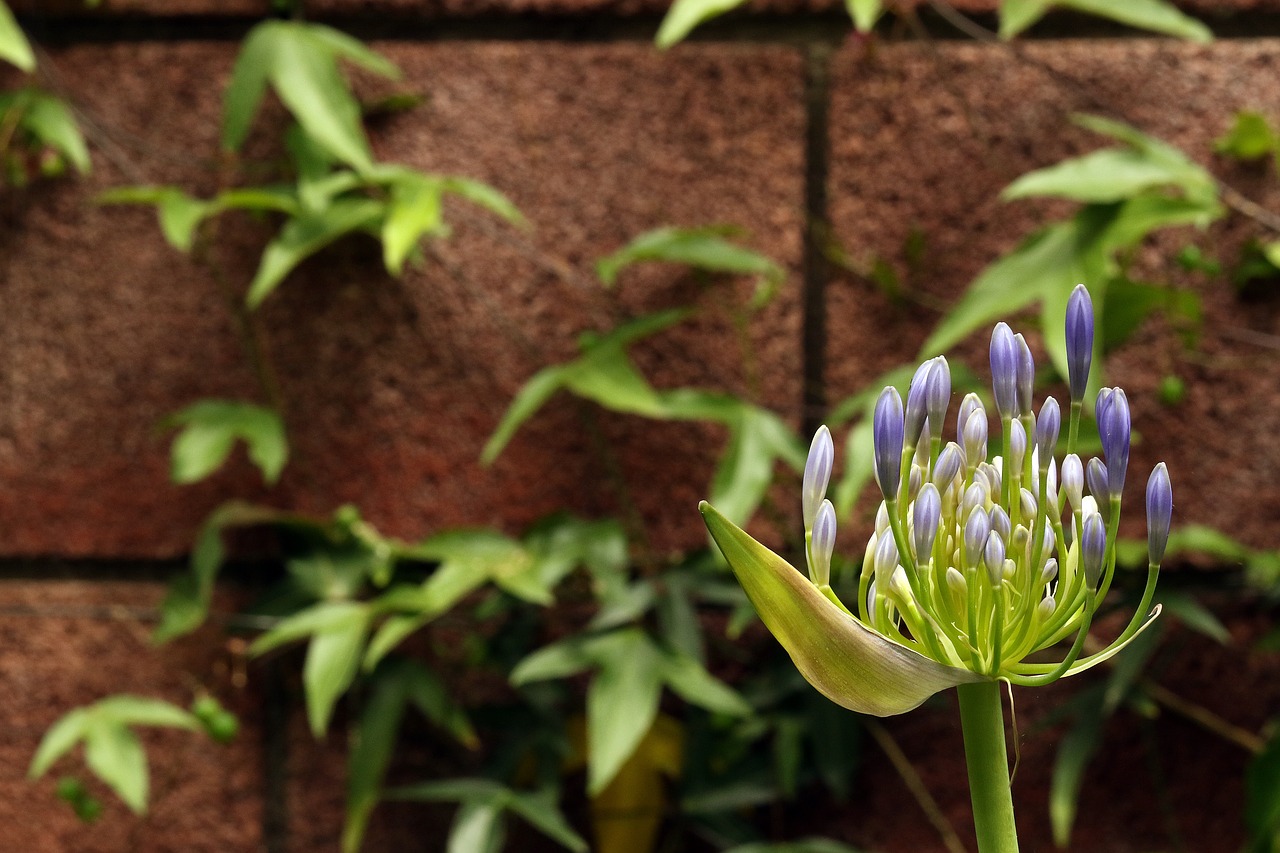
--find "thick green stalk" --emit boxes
[957,681,1020,853]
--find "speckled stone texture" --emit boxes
[0,580,263,852]
[827,38,1280,551]
[1,42,804,558]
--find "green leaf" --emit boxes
[655,0,749,49]
[221,22,276,152]
[1247,728,1280,850]
[1061,0,1210,42]
[23,92,90,174]
[98,187,216,253]
[94,696,199,731]
[510,637,596,685]
[154,501,286,643]
[481,309,690,464]
[1159,591,1230,645]
[595,226,783,309]
[700,502,980,716]
[362,613,429,672]
[303,603,372,736]
[270,25,373,171]
[440,176,525,226]
[250,600,367,657]
[586,630,665,794]
[1049,684,1106,847]
[999,0,1210,41]
[448,799,507,853]
[0,1,34,72]
[29,709,89,779]
[1216,111,1278,162]
[382,174,443,275]
[1004,149,1199,204]
[660,653,753,717]
[83,722,148,814]
[504,789,589,852]
[246,198,384,308]
[165,399,287,484]
[845,0,884,32]
[302,23,401,80]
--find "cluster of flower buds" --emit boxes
[800,285,1171,685]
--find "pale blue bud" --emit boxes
[1082,512,1106,587]
[990,322,1019,419]
[990,505,1011,541]
[1035,397,1060,470]
[874,531,899,584]
[984,531,1007,586]
[1146,462,1172,566]
[811,499,837,586]
[873,387,904,500]
[946,567,967,596]
[964,506,990,563]
[1040,558,1058,585]
[978,462,1001,499]
[963,409,988,467]
[1061,453,1084,510]
[904,360,934,449]
[1086,457,1109,504]
[802,425,834,530]
[1014,333,1035,418]
[1101,388,1130,499]
[962,482,988,518]
[958,393,983,441]
[933,443,965,489]
[908,466,922,501]
[926,356,951,431]
[1066,284,1094,403]
[913,484,942,561]
[875,501,890,535]
[1020,488,1037,520]
[1037,595,1056,620]
[1009,418,1027,474]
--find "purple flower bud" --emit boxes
[933,443,965,489]
[873,387,904,501]
[990,322,1019,419]
[873,530,899,584]
[1095,387,1114,434]
[1100,388,1130,499]
[984,531,1007,586]
[964,506,990,564]
[1035,397,1060,470]
[978,462,1001,499]
[1014,333,1035,418]
[913,483,942,561]
[1041,558,1059,585]
[990,505,1011,542]
[963,409,988,467]
[926,356,951,431]
[811,499,837,586]
[1009,418,1027,474]
[1146,463,1172,566]
[1066,284,1094,403]
[904,360,934,449]
[802,425,834,530]
[907,466,922,501]
[958,393,983,440]
[1086,457,1109,504]
[1061,453,1084,510]
[962,481,988,517]
[1082,511,1107,587]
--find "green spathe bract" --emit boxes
[699,501,980,716]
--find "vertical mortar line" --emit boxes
[801,40,833,440]
[262,658,290,853]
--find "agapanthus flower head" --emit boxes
[700,286,1167,717]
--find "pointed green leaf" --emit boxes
[222,22,277,152]
[382,174,443,275]
[1216,111,1278,162]
[655,0,749,49]
[303,604,371,736]
[165,399,287,484]
[999,0,1054,37]
[83,721,148,814]
[1246,728,1280,849]
[246,198,384,308]
[363,613,429,672]
[1060,0,1210,42]
[29,709,89,779]
[95,696,199,730]
[23,92,89,174]
[661,652,753,717]
[510,637,595,686]
[586,630,664,794]
[700,502,980,716]
[0,1,34,72]
[505,789,589,852]
[303,24,401,79]
[440,176,525,226]
[846,0,884,32]
[1003,149,1197,204]
[595,226,780,289]
[449,799,507,853]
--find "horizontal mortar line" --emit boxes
[0,601,280,630]
[18,9,1280,47]
[0,556,276,585]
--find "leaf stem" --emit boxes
[957,681,1020,853]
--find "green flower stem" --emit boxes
[957,681,1020,853]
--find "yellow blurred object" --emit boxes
[566,713,684,853]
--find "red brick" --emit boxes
[0,580,264,851]
[1,42,805,558]
[827,38,1280,550]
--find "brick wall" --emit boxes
[4,2,1280,851]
